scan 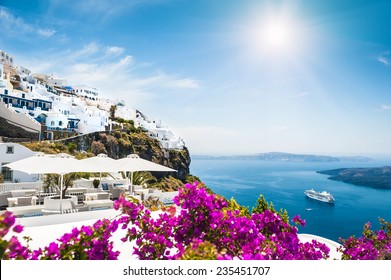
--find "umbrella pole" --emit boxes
[129,172,134,194]
[60,174,63,213]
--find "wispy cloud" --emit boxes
[380,104,391,111]
[377,52,390,66]
[105,46,125,56]
[0,7,56,38]
[50,0,168,21]
[0,7,33,33]
[296,91,310,98]
[23,42,200,106]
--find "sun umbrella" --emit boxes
[78,153,116,187]
[108,154,177,193]
[5,153,81,212]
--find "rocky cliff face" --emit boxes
[0,116,39,141]
[59,131,191,181]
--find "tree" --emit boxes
[131,171,157,188]
[109,105,117,119]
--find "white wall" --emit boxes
[0,143,38,182]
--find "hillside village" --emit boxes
[0,50,185,151]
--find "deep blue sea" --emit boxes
[190,158,391,242]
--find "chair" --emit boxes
[0,192,12,209]
[109,185,124,200]
[15,197,33,207]
[96,193,110,200]
[101,183,109,191]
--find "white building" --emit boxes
[72,85,99,97]
[1,51,186,149]
[76,105,109,134]
[0,143,38,182]
[0,50,14,66]
[135,111,185,150]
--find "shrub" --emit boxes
[91,141,106,155]
[67,142,77,154]
[92,179,100,188]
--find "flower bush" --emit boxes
[0,181,390,260]
[338,218,391,260]
[115,182,330,260]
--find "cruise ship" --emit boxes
[304,189,335,204]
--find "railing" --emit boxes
[72,178,128,189]
[144,191,178,205]
[0,182,43,192]
[159,191,178,205]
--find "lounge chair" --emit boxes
[109,185,124,200]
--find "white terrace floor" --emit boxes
[12,209,342,260]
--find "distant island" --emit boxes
[317,167,391,189]
[193,152,372,162]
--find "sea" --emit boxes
[190,158,391,242]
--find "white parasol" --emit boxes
[108,154,176,193]
[5,153,81,212]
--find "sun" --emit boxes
[245,11,304,58]
[260,18,293,50]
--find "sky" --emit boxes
[1,0,391,157]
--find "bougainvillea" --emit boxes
[115,182,330,260]
[338,218,391,260]
[1,181,390,260]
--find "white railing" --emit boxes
[72,178,128,189]
[160,191,178,205]
[144,191,178,205]
[0,181,43,192]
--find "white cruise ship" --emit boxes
[304,189,335,204]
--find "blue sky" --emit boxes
[1,0,391,156]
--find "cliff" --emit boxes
[317,166,391,189]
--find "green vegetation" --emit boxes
[21,141,92,159]
[252,194,289,223]
[92,179,100,188]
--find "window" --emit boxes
[1,163,13,182]
[6,146,14,154]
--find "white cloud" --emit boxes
[296,91,309,98]
[73,42,100,58]
[24,43,200,107]
[380,104,391,111]
[37,28,56,38]
[165,78,200,89]
[378,56,389,66]
[0,7,57,38]
[105,46,125,56]
[74,0,167,18]
[378,52,390,66]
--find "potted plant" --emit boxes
[93,179,100,188]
